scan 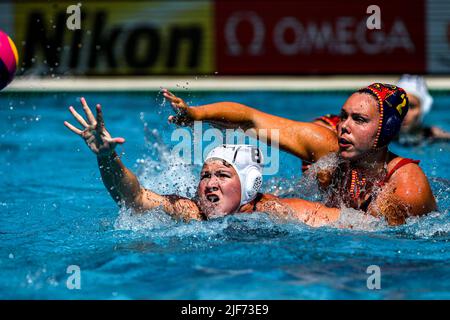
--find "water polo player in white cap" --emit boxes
[64,98,340,226]
[396,74,450,143]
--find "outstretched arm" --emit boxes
[99,153,201,220]
[96,150,155,211]
[242,193,340,227]
[64,98,202,221]
[276,198,341,227]
[98,152,201,220]
[163,89,338,163]
[430,126,450,140]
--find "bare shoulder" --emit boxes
[382,156,436,216]
[386,156,429,188]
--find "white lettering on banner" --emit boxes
[274,17,303,55]
[356,20,414,54]
[335,17,356,54]
[385,20,414,53]
[356,19,384,54]
[225,14,415,56]
[302,22,333,53]
[225,11,265,56]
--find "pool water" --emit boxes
[0,90,449,299]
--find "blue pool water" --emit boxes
[0,90,449,299]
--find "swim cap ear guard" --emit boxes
[242,164,263,204]
[205,144,263,206]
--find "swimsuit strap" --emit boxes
[383,158,420,184]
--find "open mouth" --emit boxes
[206,194,220,203]
[339,137,352,148]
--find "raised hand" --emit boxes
[162,88,195,126]
[64,97,125,157]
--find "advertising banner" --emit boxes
[13,1,214,75]
[214,0,426,74]
[6,0,448,75]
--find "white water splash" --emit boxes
[114,207,175,232]
[136,124,198,197]
[332,207,388,231]
[402,211,450,239]
[113,117,448,235]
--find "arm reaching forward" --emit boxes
[163,89,338,163]
[64,98,202,221]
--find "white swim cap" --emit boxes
[397,74,433,123]
[205,144,263,206]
